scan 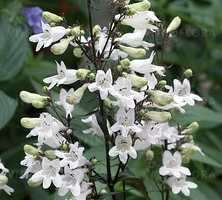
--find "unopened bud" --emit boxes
[114,181,123,192]
[104,98,114,109]
[116,65,123,73]
[0,175,8,185]
[150,90,173,106]
[88,73,96,81]
[144,111,172,122]
[51,37,73,55]
[91,158,98,165]
[61,143,69,151]
[43,11,63,23]
[166,16,181,34]
[24,145,39,156]
[20,91,50,105]
[119,45,146,59]
[184,69,193,78]
[100,189,108,194]
[20,117,41,129]
[93,25,101,36]
[158,80,167,87]
[76,69,91,80]
[70,26,83,37]
[120,58,130,69]
[44,150,56,160]
[28,178,42,188]
[66,84,88,105]
[73,48,83,58]
[127,0,151,15]
[128,74,148,89]
[182,122,199,135]
[145,150,154,161]
[31,100,49,109]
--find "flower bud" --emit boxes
[144,111,172,122]
[145,149,154,161]
[73,48,83,58]
[20,91,50,105]
[44,150,56,160]
[31,100,49,109]
[93,25,101,36]
[61,143,69,151]
[24,145,39,156]
[114,181,123,192]
[91,158,98,165]
[88,73,96,81]
[100,189,108,194]
[184,69,193,78]
[42,11,63,23]
[158,80,167,87]
[119,45,146,59]
[66,84,88,105]
[70,26,83,37]
[76,69,91,80]
[150,90,173,106]
[120,58,130,69]
[0,175,8,185]
[166,16,181,34]
[28,178,42,188]
[116,65,123,73]
[128,74,148,89]
[126,0,151,15]
[182,122,199,135]
[20,117,41,129]
[51,37,72,55]
[104,98,114,109]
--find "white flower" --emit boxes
[0,183,14,196]
[20,154,42,179]
[58,166,86,197]
[111,108,141,137]
[70,182,92,200]
[88,69,113,99]
[167,79,202,106]
[0,161,14,195]
[82,114,104,137]
[145,73,158,90]
[43,61,79,90]
[29,157,62,189]
[26,112,66,148]
[167,176,197,196]
[55,142,88,169]
[159,151,191,178]
[135,121,162,150]
[29,21,67,52]
[0,161,9,175]
[130,51,165,76]
[117,29,154,49]
[56,88,74,118]
[119,11,160,31]
[109,135,137,164]
[110,77,144,109]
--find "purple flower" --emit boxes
[23,7,43,34]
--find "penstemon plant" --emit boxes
[1,0,205,199]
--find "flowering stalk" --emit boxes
[15,0,205,199]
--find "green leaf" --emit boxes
[192,152,222,168]
[0,90,17,130]
[0,19,29,82]
[173,105,222,129]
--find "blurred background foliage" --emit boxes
[1,0,222,199]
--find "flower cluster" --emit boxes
[18,0,204,199]
[0,160,14,195]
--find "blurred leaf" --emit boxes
[192,152,222,168]
[173,105,222,128]
[0,90,17,130]
[0,19,29,82]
